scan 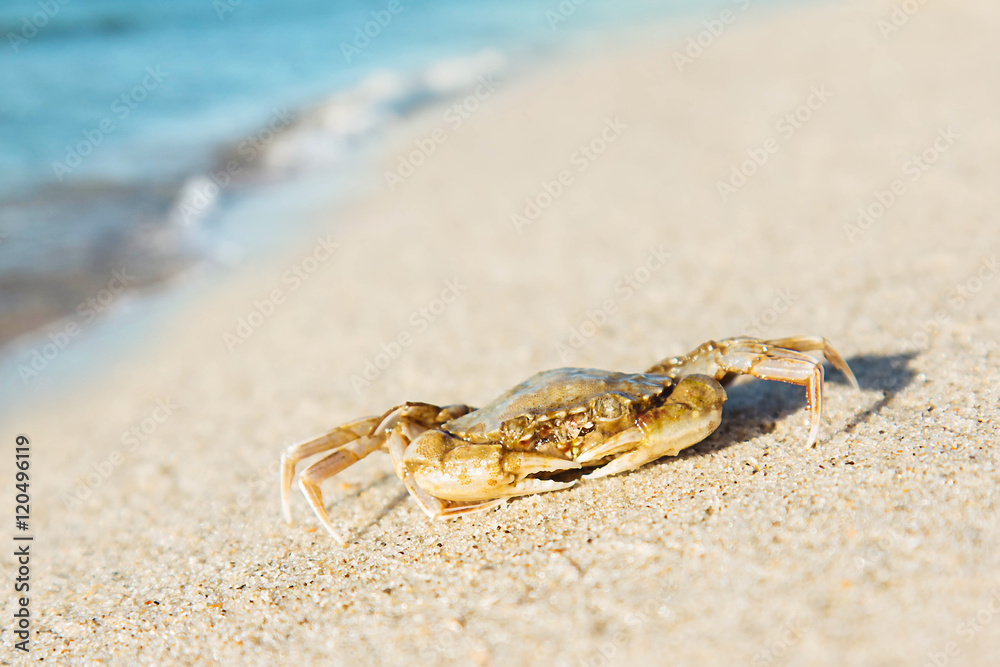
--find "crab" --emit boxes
[281,336,858,543]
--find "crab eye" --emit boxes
[595,395,625,420]
[500,415,530,445]
[557,418,583,443]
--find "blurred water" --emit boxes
[0,0,763,348]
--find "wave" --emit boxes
[165,48,509,221]
[250,48,506,174]
[0,47,511,352]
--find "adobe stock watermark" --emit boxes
[716,84,832,202]
[61,398,180,509]
[854,526,906,570]
[671,0,752,72]
[555,246,669,363]
[579,585,673,667]
[7,0,72,52]
[350,279,466,393]
[172,107,296,225]
[223,235,340,351]
[544,0,589,30]
[50,65,170,181]
[751,617,805,667]
[213,0,245,20]
[17,268,134,384]
[339,0,406,63]
[738,288,798,338]
[219,458,281,520]
[383,75,500,191]
[899,254,998,354]
[843,126,959,243]
[922,586,1000,667]
[877,0,932,40]
[416,619,467,663]
[511,117,628,233]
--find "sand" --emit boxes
[3,0,1000,664]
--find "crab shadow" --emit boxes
[676,351,918,459]
[358,489,411,538]
[330,468,413,541]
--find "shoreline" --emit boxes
[0,0,733,363]
[5,0,1000,663]
[0,47,511,362]
[0,0,715,409]
[0,9,679,408]
[0,0,817,400]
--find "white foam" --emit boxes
[257,48,508,175]
[422,48,506,94]
[168,175,220,227]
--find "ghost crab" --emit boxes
[281,336,858,543]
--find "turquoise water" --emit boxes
[0,0,774,349]
[0,0,707,193]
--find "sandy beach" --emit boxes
[3,0,1000,664]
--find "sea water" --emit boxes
[0,0,774,357]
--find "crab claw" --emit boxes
[584,375,727,479]
[647,336,858,447]
[404,431,580,502]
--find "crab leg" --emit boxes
[280,416,381,523]
[289,401,498,534]
[647,336,856,447]
[297,435,385,544]
[759,335,859,389]
[287,403,468,542]
[382,420,514,519]
[584,374,726,479]
[648,336,857,388]
[401,477,509,519]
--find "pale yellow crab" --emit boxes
[281,336,858,543]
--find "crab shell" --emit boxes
[441,368,672,458]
